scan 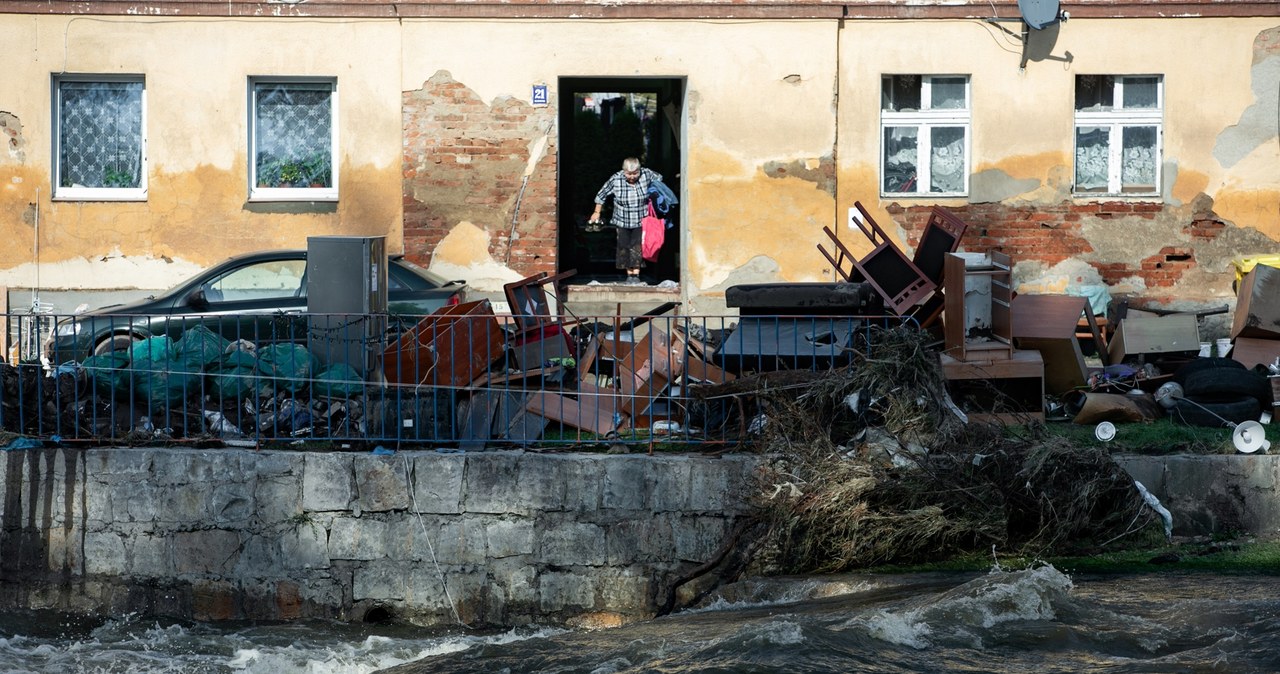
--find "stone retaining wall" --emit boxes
[0,448,758,626]
[4,448,1274,627]
[1115,454,1280,538]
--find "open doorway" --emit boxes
[557,77,683,286]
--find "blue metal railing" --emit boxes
[2,309,916,450]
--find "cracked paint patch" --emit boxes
[1,112,25,163]
[762,155,835,196]
[1213,26,1280,168]
[970,168,1042,203]
[704,255,783,292]
[427,220,523,293]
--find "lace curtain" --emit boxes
[1076,125,1156,192]
[254,84,333,188]
[930,127,964,193]
[58,81,143,189]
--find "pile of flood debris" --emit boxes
[742,327,1162,573]
[2,204,1276,455]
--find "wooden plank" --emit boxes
[940,349,1044,380]
[1012,294,1088,340]
[684,354,735,385]
[468,365,564,390]
[1010,293,1092,393]
[1016,336,1088,395]
[1231,337,1280,370]
[382,299,504,387]
[577,379,623,421]
[943,253,966,357]
[524,390,619,436]
[617,328,685,383]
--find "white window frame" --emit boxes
[879,75,971,197]
[1073,75,1163,197]
[52,74,148,202]
[248,77,339,202]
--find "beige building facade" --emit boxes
[1,1,1277,316]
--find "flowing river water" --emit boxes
[2,566,1278,673]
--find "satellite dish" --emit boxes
[988,0,1071,69]
[1018,0,1061,30]
[1232,420,1272,454]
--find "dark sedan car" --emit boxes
[44,250,467,362]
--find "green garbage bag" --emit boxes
[313,363,365,398]
[133,359,203,406]
[175,324,231,370]
[130,335,201,405]
[130,335,173,364]
[209,350,260,400]
[81,352,130,398]
[255,343,319,396]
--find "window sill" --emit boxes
[247,193,339,204]
[53,190,147,202]
[880,193,968,199]
[1071,193,1161,199]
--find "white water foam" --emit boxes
[853,565,1074,649]
[0,614,564,674]
[862,609,934,649]
[744,620,806,647]
[682,578,878,615]
[224,627,566,674]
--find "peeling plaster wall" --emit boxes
[838,18,1280,307]
[1,13,1275,313]
[0,17,405,295]
[400,20,840,298]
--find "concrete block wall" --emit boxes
[0,448,758,626]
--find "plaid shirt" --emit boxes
[595,168,662,229]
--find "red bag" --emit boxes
[641,202,665,262]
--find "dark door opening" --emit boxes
[557,77,683,286]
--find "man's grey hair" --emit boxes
[621,157,641,172]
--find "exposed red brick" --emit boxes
[403,74,558,276]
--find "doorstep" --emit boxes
[563,282,680,319]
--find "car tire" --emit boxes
[1171,357,1244,385]
[1168,396,1261,427]
[1181,368,1271,403]
[93,333,141,356]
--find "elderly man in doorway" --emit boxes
[589,157,664,286]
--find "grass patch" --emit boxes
[862,539,1280,575]
[1048,539,1280,574]
[1034,417,1277,455]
